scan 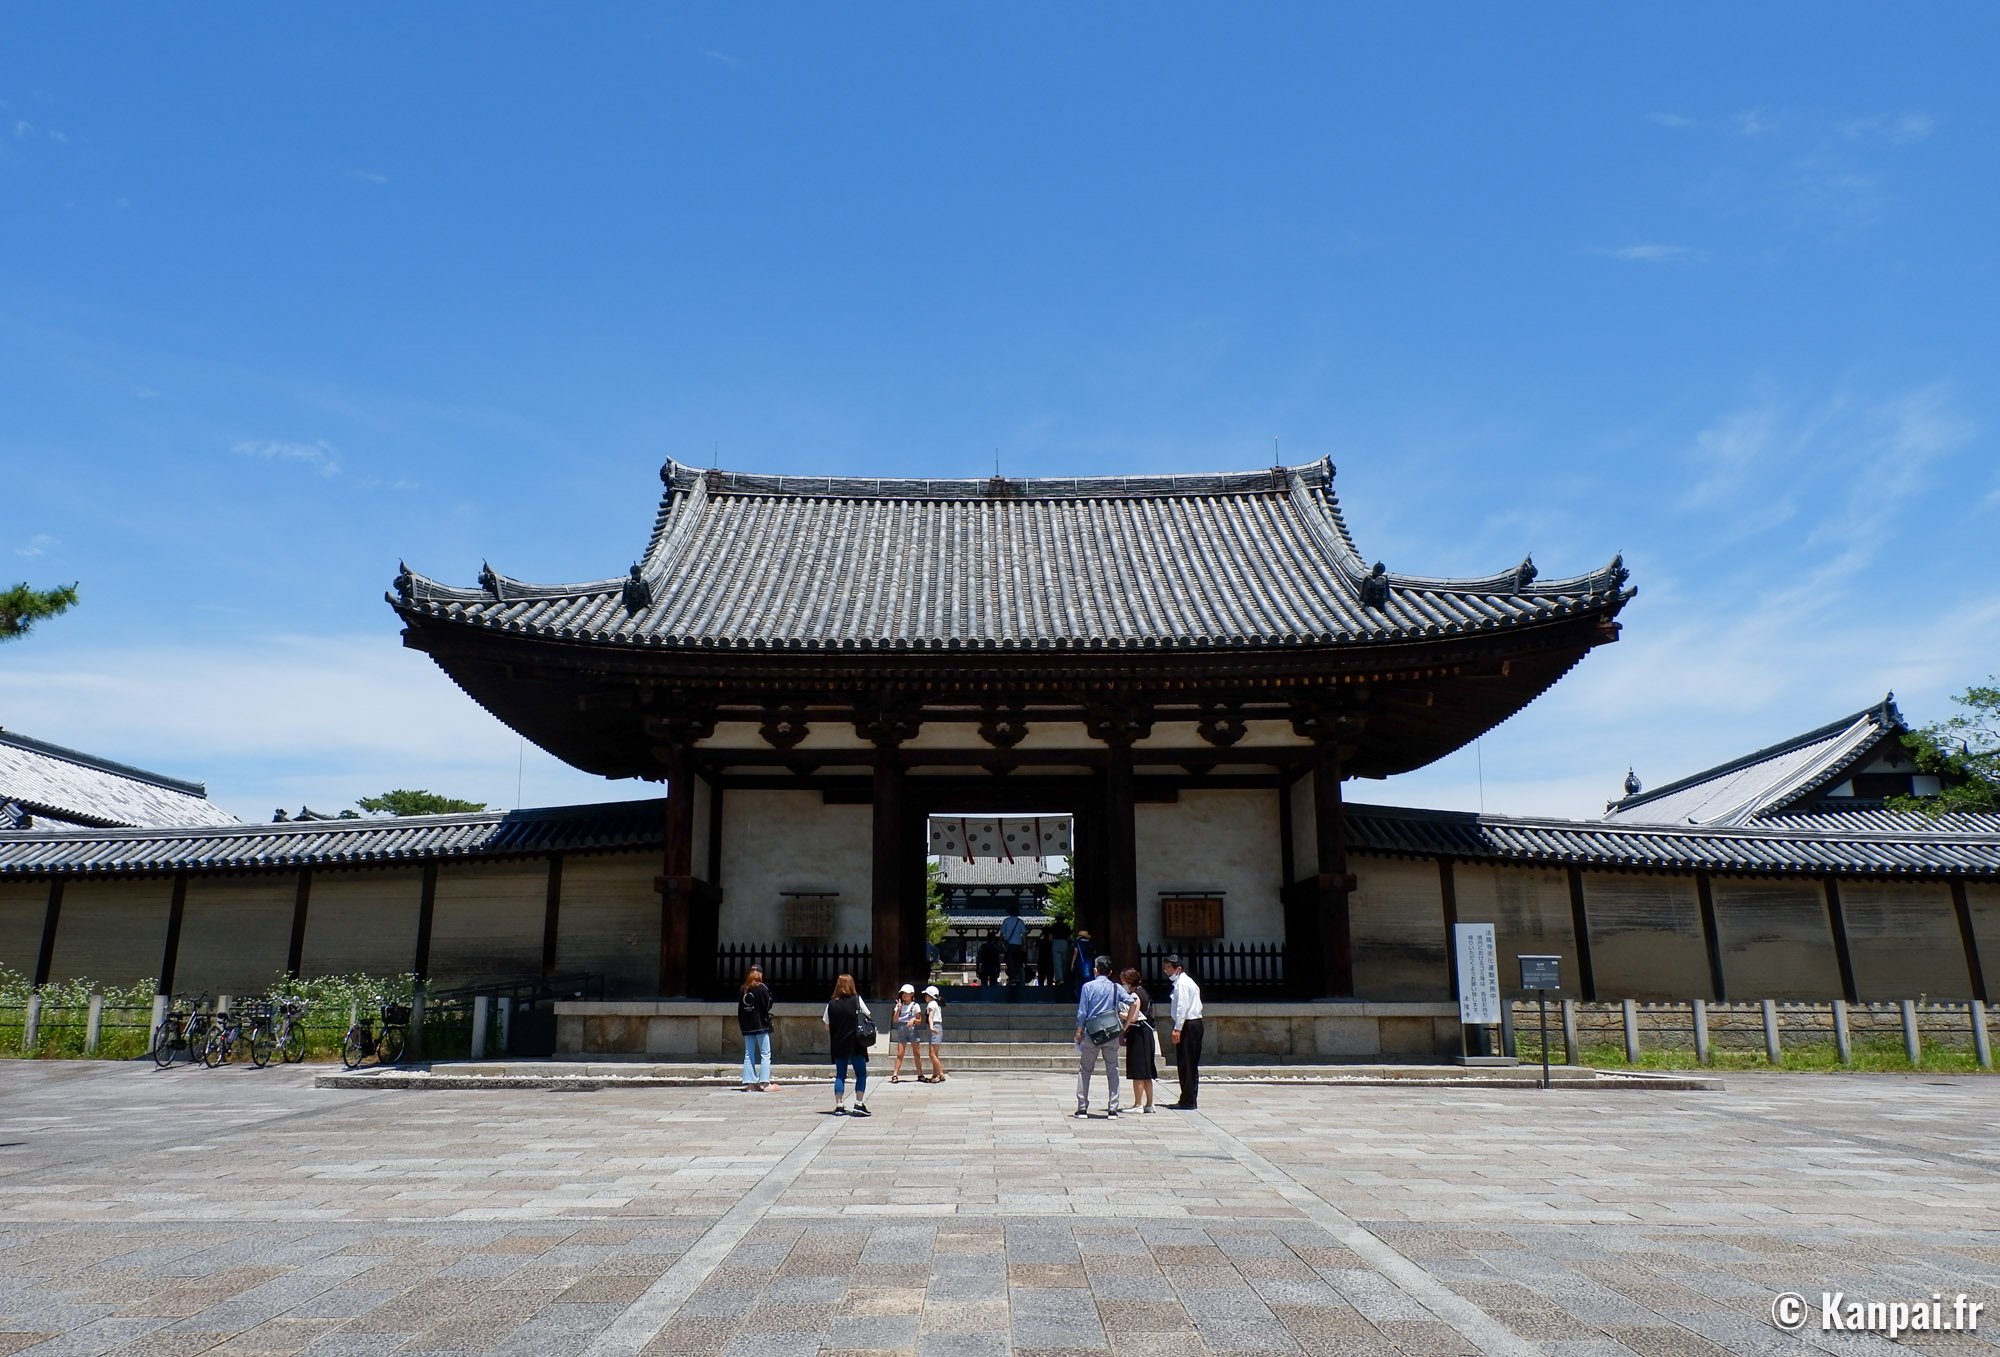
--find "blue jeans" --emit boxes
[742,1031,770,1086]
[834,1054,868,1099]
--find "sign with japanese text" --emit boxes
[1454,923,1501,1025]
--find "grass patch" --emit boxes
[1515,1034,1992,1073]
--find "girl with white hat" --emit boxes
[920,984,947,1083]
[889,984,922,1083]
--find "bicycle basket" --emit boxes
[380,1003,412,1025]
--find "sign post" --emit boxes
[1453,924,1500,1059]
[1518,954,1560,1089]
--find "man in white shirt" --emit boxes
[1163,955,1205,1110]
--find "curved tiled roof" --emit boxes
[0,800,664,877]
[4,792,1993,882]
[392,459,1633,652]
[0,730,238,830]
[1602,698,1902,828]
[1347,803,2000,877]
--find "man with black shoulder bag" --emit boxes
[1073,955,1128,1119]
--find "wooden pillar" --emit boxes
[157,875,188,995]
[871,751,906,994]
[658,746,698,997]
[1952,879,1987,1002]
[413,862,439,981]
[1311,741,1353,997]
[1103,740,1139,970]
[285,869,312,977]
[541,852,564,978]
[1694,871,1727,1002]
[33,879,64,988]
[1438,856,1459,999]
[1565,866,1597,1001]
[1823,876,1859,1004]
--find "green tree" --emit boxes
[0,582,79,641]
[1043,862,1076,930]
[1890,677,2000,816]
[356,789,489,817]
[924,861,950,946]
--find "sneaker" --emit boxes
[1074,1107,1089,1118]
[1142,1105,1154,1114]
[832,1106,848,1116]
[851,1104,871,1117]
[1107,1109,1120,1119]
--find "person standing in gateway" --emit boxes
[1164,955,1205,1110]
[999,900,1029,1001]
[1073,955,1128,1118]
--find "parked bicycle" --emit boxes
[340,996,410,1069]
[151,993,215,1068]
[270,998,309,1064]
[203,1000,276,1068]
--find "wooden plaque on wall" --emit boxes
[784,895,836,939]
[1161,895,1225,940]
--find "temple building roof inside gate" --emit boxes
[392,459,1634,653]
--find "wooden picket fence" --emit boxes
[713,943,874,1001]
[1137,942,1285,998]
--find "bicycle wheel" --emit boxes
[280,1025,306,1063]
[377,1026,407,1065]
[201,1029,228,1068]
[249,1028,275,1068]
[152,1023,178,1068]
[340,1027,369,1069]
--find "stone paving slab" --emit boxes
[0,1062,1995,1355]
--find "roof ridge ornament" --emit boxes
[1514,555,1537,590]
[393,561,414,604]
[478,562,507,601]
[621,563,653,615]
[1359,562,1391,609]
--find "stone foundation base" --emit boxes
[554,1000,1465,1063]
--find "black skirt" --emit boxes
[1126,1020,1158,1080]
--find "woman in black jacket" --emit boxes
[821,973,873,1117]
[738,966,775,1092]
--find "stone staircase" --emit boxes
[925,1002,1081,1072]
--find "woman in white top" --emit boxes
[921,984,947,1083]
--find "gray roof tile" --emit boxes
[0,800,663,877]
[393,459,1633,652]
[0,731,238,830]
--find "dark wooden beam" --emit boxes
[1311,742,1353,997]
[286,869,312,978]
[1438,856,1459,998]
[657,746,699,997]
[413,862,439,981]
[158,875,188,996]
[1694,871,1726,1002]
[33,880,64,988]
[541,853,564,978]
[870,753,907,989]
[1566,866,1597,1001]
[1952,878,1986,1003]
[1276,776,1295,894]
[1823,876,1858,1004]
[1103,741,1139,969]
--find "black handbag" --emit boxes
[852,1013,879,1048]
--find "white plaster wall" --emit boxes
[718,790,874,943]
[1134,789,1284,944]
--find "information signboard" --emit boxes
[1453,923,1501,1025]
[1518,954,1561,991]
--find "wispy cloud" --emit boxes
[1646,112,1697,130]
[233,438,341,477]
[1733,107,1779,137]
[344,169,389,185]
[700,47,744,67]
[13,533,57,558]
[1842,112,1936,145]
[1590,244,1706,264]
[11,119,30,140]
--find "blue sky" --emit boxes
[3,6,1996,824]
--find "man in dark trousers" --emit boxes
[999,901,1029,1001]
[1163,955,1205,1110]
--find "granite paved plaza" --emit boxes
[1,1063,1997,1356]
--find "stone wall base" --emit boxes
[553,1000,1465,1063]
